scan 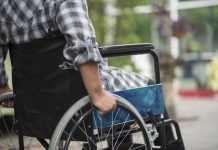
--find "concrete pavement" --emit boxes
[175,96,218,150]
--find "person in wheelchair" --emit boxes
[0,1,187,150]
[0,0,155,143]
[0,0,153,112]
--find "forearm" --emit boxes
[79,61,116,114]
[79,61,103,100]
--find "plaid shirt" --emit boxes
[0,0,149,91]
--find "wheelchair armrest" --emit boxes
[99,43,161,83]
[99,43,154,58]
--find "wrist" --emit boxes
[89,87,103,101]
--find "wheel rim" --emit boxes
[50,95,152,150]
[0,93,34,150]
[0,94,18,150]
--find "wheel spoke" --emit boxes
[100,114,103,149]
[67,119,97,147]
[111,110,114,149]
[0,98,38,149]
[114,122,138,150]
[128,132,145,150]
[104,108,121,141]
[93,111,101,146]
[129,144,145,150]
[50,96,151,150]
[80,110,92,150]
[1,109,16,148]
[113,114,130,150]
[71,138,88,150]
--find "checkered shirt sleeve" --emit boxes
[0,0,150,90]
[56,0,103,70]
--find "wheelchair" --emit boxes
[0,34,185,150]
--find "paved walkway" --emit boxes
[175,96,218,150]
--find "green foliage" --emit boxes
[87,0,106,46]
[88,0,152,71]
[180,7,218,52]
[116,0,149,8]
[108,56,140,73]
[207,54,218,91]
[87,0,218,71]
[111,3,152,71]
[114,13,152,44]
[211,7,218,47]
[180,8,210,30]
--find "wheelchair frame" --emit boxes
[100,44,184,150]
[0,43,185,150]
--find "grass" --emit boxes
[5,54,12,88]
[0,106,14,118]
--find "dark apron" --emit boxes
[9,32,88,139]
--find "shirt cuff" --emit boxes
[62,37,103,70]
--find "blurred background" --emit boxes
[3,0,218,149]
[86,0,218,149]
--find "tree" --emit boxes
[88,0,152,72]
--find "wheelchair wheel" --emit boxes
[0,92,34,150]
[49,94,152,150]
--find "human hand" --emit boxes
[90,89,116,115]
[0,84,12,94]
[79,62,116,114]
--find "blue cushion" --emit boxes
[93,84,165,128]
